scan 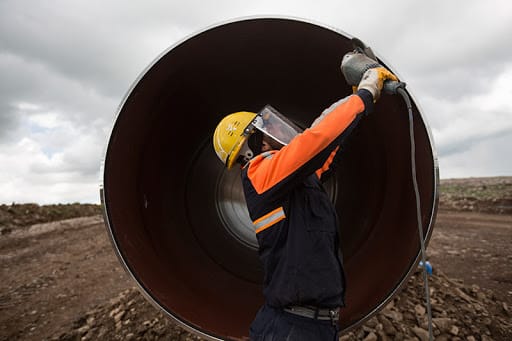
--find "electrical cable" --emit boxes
[397,87,434,341]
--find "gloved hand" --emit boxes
[357,67,398,102]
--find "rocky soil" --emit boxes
[52,267,512,341]
[0,176,511,341]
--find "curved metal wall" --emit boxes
[101,16,439,340]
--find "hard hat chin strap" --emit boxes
[236,140,255,166]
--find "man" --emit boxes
[213,64,397,340]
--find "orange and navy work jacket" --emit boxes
[241,90,374,308]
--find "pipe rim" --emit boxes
[100,15,440,339]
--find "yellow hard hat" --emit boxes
[213,111,258,169]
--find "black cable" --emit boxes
[397,87,434,341]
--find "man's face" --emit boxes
[261,135,284,152]
[261,139,272,152]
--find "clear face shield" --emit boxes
[252,105,302,147]
[237,105,302,166]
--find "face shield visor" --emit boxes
[251,105,302,147]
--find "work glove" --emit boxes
[357,67,398,102]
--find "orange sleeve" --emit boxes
[315,147,340,179]
[248,95,365,194]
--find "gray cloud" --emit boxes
[0,0,511,203]
[439,131,512,178]
[0,1,251,100]
[438,126,512,158]
[0,102,21,143]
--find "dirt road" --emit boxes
[0,216,133,340]
[0,211,511,340]
[429,211,512,306]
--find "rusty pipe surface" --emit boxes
[101,16,439,340]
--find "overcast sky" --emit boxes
[1,0,511,204]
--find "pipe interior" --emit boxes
[102,18,438,340]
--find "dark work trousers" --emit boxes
[249,304,340,341]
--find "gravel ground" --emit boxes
[0,177,511,340]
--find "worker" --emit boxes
[212,62,397,340]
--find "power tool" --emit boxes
[342,37,434,341]
[341,37,406,95]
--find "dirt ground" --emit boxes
[0,216,132,340]
[429,211,512,307]
[0,178,511,340]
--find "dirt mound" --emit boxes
[49,287,201,341]
[0,203,101,234]
[342,269,511,341]
[439,177,512,215]
[50,268,511,341]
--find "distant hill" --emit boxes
[1,176,510,234]
[439,176,512,214]
[0,203,101,233]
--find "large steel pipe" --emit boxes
[101,17,439,340]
